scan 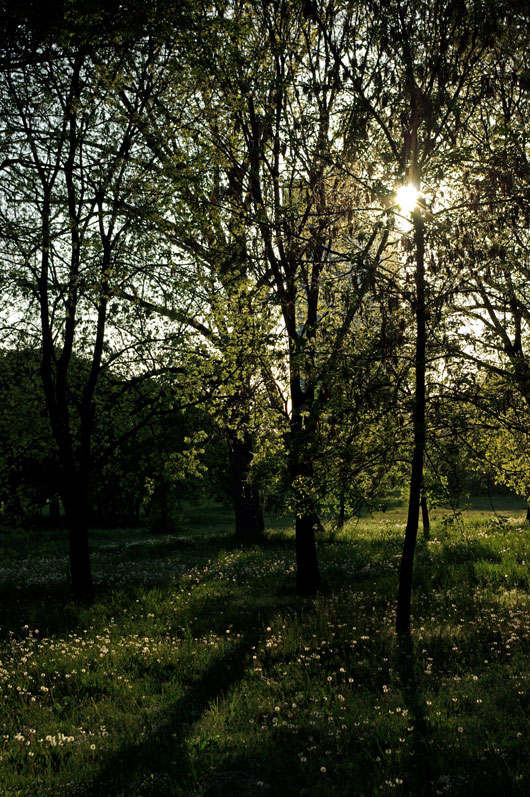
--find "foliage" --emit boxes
[0,347,229,528]
[0,349,58,526]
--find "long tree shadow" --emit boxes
[2,521,523,794]
[82,599,279,796]
[396,632,434,796]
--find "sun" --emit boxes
[396,184,419,216]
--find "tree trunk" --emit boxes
[295,511,321,594]
[421,486,430,540]
[227,428,264,542]
[49,496,61,522]
[526,505,530,524]
[338,486,346,529]
[63,485,93,601]
[133,496,142,525]
[289,392,321,596]
[396,207,426,634]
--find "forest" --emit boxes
[1,0,530,794]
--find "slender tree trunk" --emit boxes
[421,484,430,540]
[338,486,346,529]
[227,428,264,542]
[397,208,426,633]
[526,504,530,524]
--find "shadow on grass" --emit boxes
[396,633,433,796]
[0,528,290,640]
[81,600,279,796]
[434,541,502,566]
[0,524,508,645]
[3,517,530,795]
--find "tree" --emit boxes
[185,0,398,593]
[423,3,530,523]
[0,7,181,597]
[325,0,502,629]
[109,11,279,542]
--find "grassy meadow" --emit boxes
[1,500,530,795]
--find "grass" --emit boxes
[1,502,530,795]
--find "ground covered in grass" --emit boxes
[1,505,530,795]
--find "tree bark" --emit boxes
[295,511,321,594]
[49,496,61,522]
[63,483,93,601]
[227,427,264,542]
[397,207,426,633]
[289,382,321,596]
[338,486,346,529]
[421,485,430,540]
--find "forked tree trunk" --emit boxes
[227,428,264,542]
[396,207,426,633]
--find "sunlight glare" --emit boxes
[396,184,419,216]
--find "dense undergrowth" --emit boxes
[1,504,530,795]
